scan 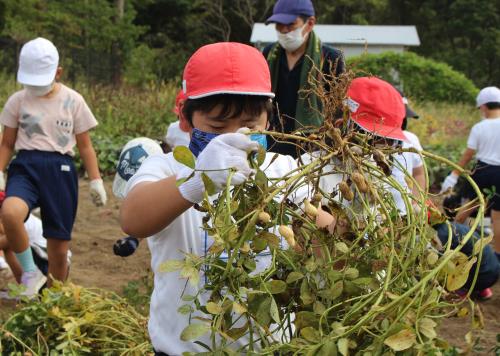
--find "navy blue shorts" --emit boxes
[6,150,78,240]
[464,161,500,211]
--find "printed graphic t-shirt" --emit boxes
[0,84,98,156]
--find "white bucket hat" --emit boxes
[112,137,163,199]
[17,37,59,86]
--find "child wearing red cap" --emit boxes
[312,77,498,299]
[163,90,190,151]
[120,42,309,355]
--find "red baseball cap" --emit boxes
[182,42,275,99]
[347,77,406,141]
[172,89,187,115]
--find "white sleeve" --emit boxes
[125,154,176,195]
[411,152,423,169]
[467,125,479,150]
[25,215,46,248]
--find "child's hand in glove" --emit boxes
[178,129,259,203]
[90,178,108,206]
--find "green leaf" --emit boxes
[318,281,343,301]
[206,302,223,315]
[317,340,338,356]
[446,256,477,291]
[173,146,195,169]
[352,277,373,286]
[300,278,314,305]
[344,267,359,280]
[295,311,318,330]
[180,323,211,341]
[201,173,217,196]
[176,172,194,187]
[270,297,280,324]
[264,280,287,294]
[418,317,437,340]
[255,169,268,191]
[256,296,272,327]
[301,327,320,343]
[158,260,185,273]
[384,328,416,351]
[258,231,280,248]
[232,302,247,314]
[256,145,266,166]
[226,323,249,340]
[473,235,493,255]
[181,265,200,286]
[337,338,349,356]
[327,270,343,282]
[251,236,268,253]
[313,301,326,315]
[286,271,304,284]
[243,258,256,272]
[178,304,193,315]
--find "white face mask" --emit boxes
[277,24,307,52]
[24,82,55,97]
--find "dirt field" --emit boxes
[1,180,499,353]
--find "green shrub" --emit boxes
[347,52,479,103]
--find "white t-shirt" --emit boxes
[391,132,426,214]
[24,214,47,260]
[126,152,303,355]
[403,130,424,173]
[467,117,500,165]
[164,121,190,150]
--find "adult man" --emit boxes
[264,0,345,157]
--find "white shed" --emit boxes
[250,24,420,58]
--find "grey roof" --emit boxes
[250,24,420,46]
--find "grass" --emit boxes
[409,100,478,149]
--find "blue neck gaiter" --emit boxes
[188,128,267,157]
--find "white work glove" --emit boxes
[0,171,5,191]
[440,173,458,194]
[90,178,107,206]
[178,130,259,203]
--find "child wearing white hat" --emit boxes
[441,86,500,262]
[0,37,106,297]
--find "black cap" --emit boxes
[395,87,419,119]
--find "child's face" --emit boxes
[189,104,268,135]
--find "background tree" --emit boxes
[0,0,497,87]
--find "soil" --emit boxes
[1,180,499,352]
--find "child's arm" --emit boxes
[76,132,101,180]
[454,148,475,175]
[76,131,107,205]
[120,177,193,238]
[0,127,18,189]
[440,148,475,194]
